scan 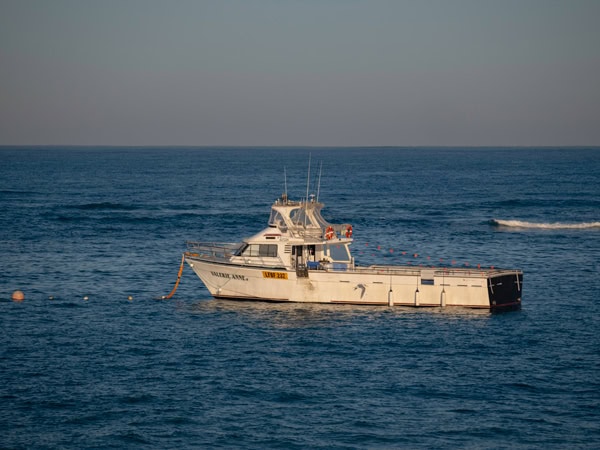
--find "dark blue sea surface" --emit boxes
[1,147,599,448]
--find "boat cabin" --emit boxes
[231,195,354,274]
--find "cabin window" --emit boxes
[243,244,278,257]
[233,244,248,256]
[268,210,285,227]
[290,208,314,227]
[260,244,278,257]
[327,243,350,262]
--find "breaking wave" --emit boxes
[491,219,600,230]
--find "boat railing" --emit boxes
[186,241,287,268]
[285,227,323,239]
[186,242,241,262]
[353,265,422,276]
[325,264,518,278]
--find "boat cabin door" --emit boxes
[292,245,303,268]
[293,245,316,278]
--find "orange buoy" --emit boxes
[11,290,25,302]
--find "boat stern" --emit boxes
[488,271,523,311]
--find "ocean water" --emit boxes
[1,147,599,449]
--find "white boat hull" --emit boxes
[186,256,522,310]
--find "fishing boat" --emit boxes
[184,193,523,310]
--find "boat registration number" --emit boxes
[262,271,288,280]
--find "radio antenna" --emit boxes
[304,154,311,226]
[316,161,323,202]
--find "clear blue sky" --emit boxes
[1,0,599,146]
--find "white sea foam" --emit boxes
[492,219,600,230]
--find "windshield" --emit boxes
[268,209,285,226]
[290,207,315,227]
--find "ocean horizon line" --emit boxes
[1,144,599,150]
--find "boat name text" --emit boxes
[211,271,247,281]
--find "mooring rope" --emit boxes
[161,253,185,299]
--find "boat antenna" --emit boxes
[304,153,311,226]
[283,166,288,202]
[316,161,323,202]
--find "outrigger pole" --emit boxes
[316,161,323,202]
[304,153,311,226]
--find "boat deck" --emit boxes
[186,241,521,279]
